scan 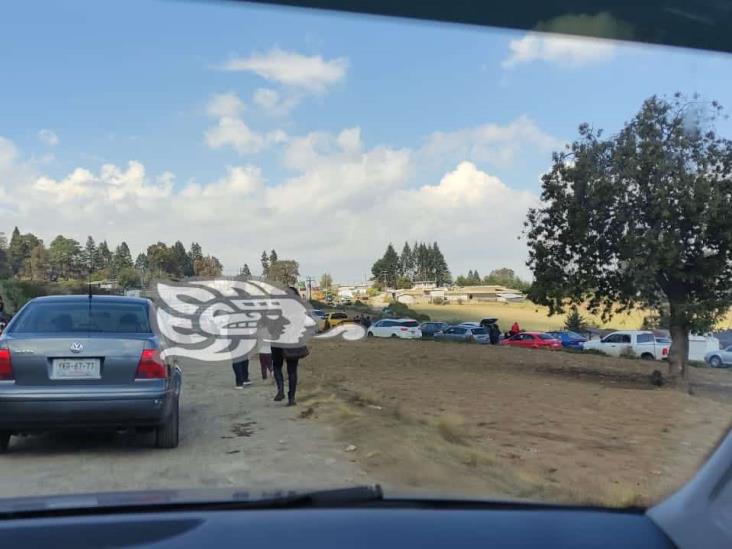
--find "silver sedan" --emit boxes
[0,295,181,452]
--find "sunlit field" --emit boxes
[410,301,732,332]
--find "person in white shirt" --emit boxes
[258,340,272,380]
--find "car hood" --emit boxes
[0,486,549,515]
[0,487,339,515]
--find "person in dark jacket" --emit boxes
[489,323,500,345]
[271,286,309,406]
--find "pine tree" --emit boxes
[261,251,270,277]
[83,236,97,273]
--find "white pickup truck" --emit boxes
[582,330,670,360]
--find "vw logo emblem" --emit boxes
[70,342,83,354]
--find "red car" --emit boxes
[500,331,562,349]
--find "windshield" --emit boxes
[0,0,730,513]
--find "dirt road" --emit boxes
[0,357,370,499]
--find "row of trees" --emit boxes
[455,267,531,291]
[371,242,451,289]
[0,227,223,288]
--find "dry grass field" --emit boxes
[298,338,732,507]
[410,301,732,332]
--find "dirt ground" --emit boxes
[1,339,729,508]
[0,357,369,499]
[297,338,732,506]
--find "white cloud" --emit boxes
[0,137,19,168]
[37,129,59,146]
[503,32,616,68]
[252,87,300,116]
[0,118,542,280]
[420,115,564,169]
[206,93,245,118]
[219,48,348,93]
[204,93,287,155]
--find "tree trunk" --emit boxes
[667,302,690,380]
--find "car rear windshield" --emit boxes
[399,320,419,327]
[538,333,556,340]
[10,301,151,334]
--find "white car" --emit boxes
[582,330,670,360]
[367,318,422,339]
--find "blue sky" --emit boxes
[2,0,732,281]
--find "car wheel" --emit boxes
[367,331,373,337]
[0,431,10,453]
[156,399,179,449]
[390,333,398,338]
[710,356,722,368]
[640,353,655,361]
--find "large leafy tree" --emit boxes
[48,235,82,279]
[526,94,732,379]
[319,273,333,290]
[268,259,299,286]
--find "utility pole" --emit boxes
[305,276,314,301]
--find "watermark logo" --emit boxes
[151,278,365,362]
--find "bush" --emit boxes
[0,279,48,313]
[564,308,585,332]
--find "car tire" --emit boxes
[640,353,655,361]
[710,356,722,368]
[156,399,179,449]
[367,331,373,337]
[390,333,398,338]
[0,432,10,454]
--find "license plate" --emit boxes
[51,358,101,379]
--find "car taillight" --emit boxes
[135,349,167,379]
[400,327,408,331]
[0,348,13,380]
[662,347,669,356]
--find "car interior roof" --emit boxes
[244,0,732,55]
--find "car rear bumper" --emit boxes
[0,386,177,431]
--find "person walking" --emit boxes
[258,340,273,380]
[271,286,310,406]
[271,345,309,405]
[232,358,252,389]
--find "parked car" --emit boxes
[500,332,562,349]
[322,311,354,329]
[545,330,587,349]
[581,330,669,360]
[419,321,449,338]
[0,295,182,452]
[434,325,491,344]
[310,309,327,331]
[367,319,422,339]
[705,346,732,368]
